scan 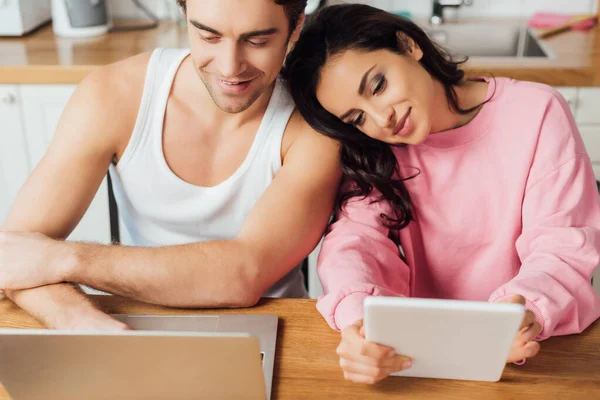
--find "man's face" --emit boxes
[186,0,294,114]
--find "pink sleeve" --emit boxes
[490,95,600,340]
[316,188,410,331]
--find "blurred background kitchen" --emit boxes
[1,0,600,299]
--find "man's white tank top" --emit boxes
[108,48,307,298]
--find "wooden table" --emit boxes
[0,296,599,399]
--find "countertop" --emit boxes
[0,295,599,399]
[1,19,600,86]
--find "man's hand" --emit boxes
[0,231,74,291]
[57,310,133,331]
[336,319,412,384]
[4,284,130,331]
[498,295,542,363]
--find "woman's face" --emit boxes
[316,44,436,145]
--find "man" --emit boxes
[0,0,340,330]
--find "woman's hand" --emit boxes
[498,295,542,363]
[336,319,412,384]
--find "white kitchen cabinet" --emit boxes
[19,85,77,170]
[555,87,600,168]
[592,165,600,181]
[578,125,600,163]
[18,85,111,244]
[0,85,31,225]
[307,239,324,299]
[576,87,600,125]
[555,87,578,114]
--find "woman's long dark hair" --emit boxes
[283,4,488,229]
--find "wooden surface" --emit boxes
[1,19,600,86]
[0,295,598,399]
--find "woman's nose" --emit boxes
[374,107,395,129]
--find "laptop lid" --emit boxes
[0,329,267,400]
[111,313,278,399]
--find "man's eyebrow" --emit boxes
[189,20,221,35]
[241,28,279,40]
[189,21,279,39]
[358,65,377,96]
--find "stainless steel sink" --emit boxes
[419,21,554,59]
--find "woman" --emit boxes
[283,4,600,384]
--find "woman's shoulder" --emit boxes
[484,77,575,136]
[493,77,569,110]
[501,79,586,174]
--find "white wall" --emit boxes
[107,0,180,20]
[331,0,595,18]
[108,0,596,20]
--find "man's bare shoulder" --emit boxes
[282,109,340,160]
[62,52,153,150]
[78,51,152,107]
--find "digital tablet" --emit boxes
[363,296,525,382]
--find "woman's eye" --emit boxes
[373,75,386,96]
[351,112,365,127]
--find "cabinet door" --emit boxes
[19,85,111,244]
[0,85,31,225]
[576,88,600,125]
[554,87,579,115]
[307,238,324,299]
[579,125,600,165]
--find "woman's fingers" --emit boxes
[507,338,541,363]
[343,371,386,385]
[500,295,526,306]
[523,341,541,358]
[509,340,541,363]
[338,322,396,366]
[338,319,412,384]
[340,357,392,378]
[337,339,400,366]
[340,356,413,384]
[340,320,366,349]
[521,321,543,342]
[498,296,542,340]
[518,309,536,331]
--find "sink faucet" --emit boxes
[431,0,473,25]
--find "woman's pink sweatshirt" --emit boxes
[317,78,600,340]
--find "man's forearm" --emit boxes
[6,284,122,329]
[65,239,264,308]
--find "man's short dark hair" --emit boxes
[176,0,307,35]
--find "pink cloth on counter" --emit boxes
[316,77,600,342]
[528,12,596,30]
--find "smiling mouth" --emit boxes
[219,78,253,85]
[393,107,412,135]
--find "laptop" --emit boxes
[0,314,277,400]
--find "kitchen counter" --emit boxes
[0,295,599,399]
[1,19,600,86]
